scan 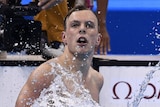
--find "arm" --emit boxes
[89,67,104,103]
[74,0,93,9]
[74,0,85,6]
[15,79,39,107]
[37,0,64,9]
[15,64,53,107]
[95,0,110,55]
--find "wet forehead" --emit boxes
[67,10,98,25]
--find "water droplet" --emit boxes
[98,11,101,15]
[34,90,37,93]
[72,57,76,61]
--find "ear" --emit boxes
[62,31,67,45]
[96,33,102,46]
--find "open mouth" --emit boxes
[77,37,88,44]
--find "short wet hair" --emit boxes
[64,5,99,30]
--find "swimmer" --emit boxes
[34,0,110,59]
[15,5,103,107]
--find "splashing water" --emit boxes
[149,21,160,53]
[127,62,160,107]
[31,62,101,107]
[127,21,160,107]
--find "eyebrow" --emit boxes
[71,20,95,24]
[86,21,95,25]
[71,20,80,23]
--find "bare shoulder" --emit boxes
[90,67,104,89]
[22,59,54,94]
[29,58,57,85]
[23,58,60,93]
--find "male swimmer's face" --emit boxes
[63,10,101,55]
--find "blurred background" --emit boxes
[0,1,160,107]
[10,0,160,55]
[21,0,160,55]
[106,0,160,55]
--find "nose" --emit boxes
[79,29,86,34]
[79,24,86,34]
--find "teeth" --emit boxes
[77,37,87,43]
[80,38,85,42]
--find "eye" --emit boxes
[85,21,95,28]
[71,21,80,28]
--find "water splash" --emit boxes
[31,62,101,107]
[127,20,160,107]
[127,62,160,107]
[149,21,160,54]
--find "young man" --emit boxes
[16,5,104,107]
[35,0,110,59]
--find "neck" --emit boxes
[59,48,94,74]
